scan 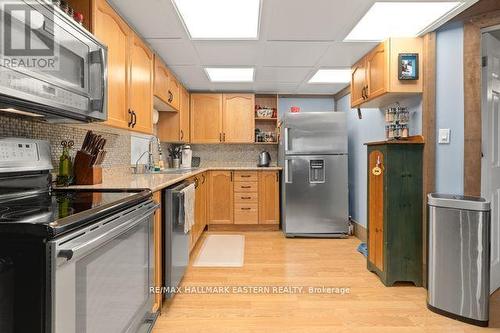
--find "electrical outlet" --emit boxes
[438,129,450,144]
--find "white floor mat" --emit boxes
[193,235,245,267]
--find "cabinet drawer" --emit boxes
[234,181,258,192]
[234,204,258,224]
[234,171,258,182]
[234,192,258,203]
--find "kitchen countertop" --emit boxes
[64,166,282,192]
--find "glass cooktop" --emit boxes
[0,189,150,238]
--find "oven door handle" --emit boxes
[56,202,159,264]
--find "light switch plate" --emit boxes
[438,129,450,144]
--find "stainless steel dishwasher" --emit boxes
[427,193,491,327]
[163,181,192,299]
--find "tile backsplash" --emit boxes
[161,143,279,168]
[0,113,132,174]
[1,113,279,175]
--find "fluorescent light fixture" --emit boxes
[309,69,351,84]
[345,2,461,41]
[172,0,260,39]
[205,67,255,82]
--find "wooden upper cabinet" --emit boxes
[93,0,131,129]
[168,75,181,111]
[190,93,223,143]
[153,54,181,112]
[129,33,153,134]
[350,37,423,108]
[366,41,388,100]
[153,55,170,108]
[208,171,233,224]
[179,86,190,142]
[258,171,280,224]
[157,111,179,142]
[351,57,367,108]
[91,0,153,134]
[222,94,254,143]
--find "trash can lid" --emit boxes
[427,193,490,211]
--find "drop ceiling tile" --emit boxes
[108,0,185,39]
[257,67,313,83]
[254,82,299,94]
[296,82,349,94]
[147,39,199,66]
[168,66,208,86]
[265,0,373,41]
[209,83,256,92]
[262,42,329,67]
[318,42,378,67]
[193,41,262,66]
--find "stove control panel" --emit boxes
[0,139,52,172]
[0,141,38,162]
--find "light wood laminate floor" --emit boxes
[153,232,500,333]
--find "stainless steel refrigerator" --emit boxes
[279,112,349,237]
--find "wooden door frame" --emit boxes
[463,10,500,195]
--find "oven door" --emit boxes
[0,0,107,121]
[49,200,158,333]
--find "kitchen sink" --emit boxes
[151,168,199,175]
[134,167,200,175]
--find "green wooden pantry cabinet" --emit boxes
[366,139,423,286]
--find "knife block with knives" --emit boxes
[74,131,107,185]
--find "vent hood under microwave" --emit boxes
[0,0,107,123]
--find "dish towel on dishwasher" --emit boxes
[181,183,195,234]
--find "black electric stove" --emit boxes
[0,138,157,333]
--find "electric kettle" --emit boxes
[258,151,271,167]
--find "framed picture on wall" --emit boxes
[398,53,419,80]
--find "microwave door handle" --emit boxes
[90,48,106,112]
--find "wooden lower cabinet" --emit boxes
[366,140,423,287]
[152,191,162,313]
[208,170,234,224]
[258,171,280,224]
[189,172,207,251]
[208,170,280,227]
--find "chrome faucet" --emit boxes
[133,136,162,174]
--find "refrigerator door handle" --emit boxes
[284,128,290,152]
[285,159,292,183]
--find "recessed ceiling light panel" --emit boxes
[205,67,255,82]
[309,69,351,84]
[345,2,461,41]
[172,0,261,39]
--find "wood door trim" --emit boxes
[368,150,384,271]
[421,31,436,288]
[463,10,500,195]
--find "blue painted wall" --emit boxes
[435,22,464,194]
[278,97,335,117]
[337,96,386,227]
[337,95,422,228]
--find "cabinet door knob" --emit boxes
[128,109,133,127]
[180,130,184,140]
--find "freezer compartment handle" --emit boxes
[284,128,290,152]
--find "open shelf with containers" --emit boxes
[255,94,279,144]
